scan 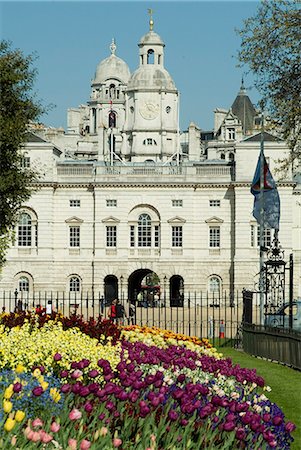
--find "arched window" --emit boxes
[19,276,29,292]
[143,138,157,146]
[209,276,221,293]
[18,211,37,247]
[69,276,80,292]
[229,152,235,161]
[220,153,225,160]
[108,111,116,128]
[147,49,154,64]
[138,214,152,247]
[109,84,116,99]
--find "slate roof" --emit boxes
[243,131,283,142]
[231,85,257,134]
[25,132,47,143]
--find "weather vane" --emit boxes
[148,8,154,31]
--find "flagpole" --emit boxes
[259,113,265,325]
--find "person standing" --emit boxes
[108,299,117,322]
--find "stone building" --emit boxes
[1,17,300,305]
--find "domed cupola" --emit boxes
[127,12,176,92]
[92,40,130,86]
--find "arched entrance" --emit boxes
[170,275,184,307]
[128,269,161,306]
[104,275,118,305]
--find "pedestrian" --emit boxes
[108,299,117,322]
[129,303,135,325]
[115,299,126,325]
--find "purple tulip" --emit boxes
[84,402,93,413]
[273,416,283,426]
[88,369,99,378]
[285,422,296,433]
[32,386,44,396]
[223,421,236,431]
[79,386,90,397]
[235,428,246,440]
[53,353,62,361]
[61,383,71,393]
[60,370,69,378]
[98,413,105,421]
[168,409,179,421]
[13,382,22,393]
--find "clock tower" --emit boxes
[124,14,179,163]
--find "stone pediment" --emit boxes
[167,216,186,224]
[65,216,84,224]
[101,216,120,223]
[205,216,224,224]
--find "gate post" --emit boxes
[242,289,253,324]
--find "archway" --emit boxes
[104,275,118,305]
[170,275,184,307]
[128,269,161,307]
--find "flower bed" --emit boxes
[0,313,296,449]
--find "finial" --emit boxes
[239,76,247,95]
[148,8,154,31]
[110,38,116,55]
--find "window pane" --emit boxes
[130,225,135,247]
[209,200,220,207]
[172,226,183,247]
[209,227,220,247]
[69,226,80,247]
[257,227,271,248]
[19,277,29,292]
[70,276,80,292]
[106,199,117,207]
[209,277,220,293]
[106,226,117,247]
[18,213,32,247]
[70,200,81,207]
[154,225,160,247]
[138,214,151,247]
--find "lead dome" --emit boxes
[93,54,130,85]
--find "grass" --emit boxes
[215,345,301,450]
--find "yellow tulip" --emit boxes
[15,364,25,374]
[15,410,25,422]
[4,418,16,432]
[4,385,14,399]
[41,381,49,390]
[3,400,13,413]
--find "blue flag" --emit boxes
[251,150,280,230]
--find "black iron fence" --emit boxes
[0,290,262,344]
[242,323,301,371]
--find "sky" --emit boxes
[1,1,261,131]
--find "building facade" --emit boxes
[1,18,300,304]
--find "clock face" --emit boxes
[139,102,159,120]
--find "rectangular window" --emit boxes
[172,199,183,207]
[106,226,117,247]
[172,226,183,247]
[69,226,80,247]
[70,199,81,207]
[18,225,32,247]
[106,199,117,207]
[21,156,30,168]
[209,227,220,248]
[227,128,235,140]
[154,225,160,247]
[130,225,135,247]
[256,226,271,248]
[251,225,272,248]
[209,200,221,207]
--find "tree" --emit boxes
[237,0,301,175]
[0,41,44,264]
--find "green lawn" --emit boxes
[215,346,301,450]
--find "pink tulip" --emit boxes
[71,369,83,379]
[31,431,41,442]
[68,438,78,450]
[100,426,108,436]
[113,438,122,448]
[80,439,91,449]
[69,409,82,420]
[32,418,44,428]
[40,430,53,443]
[50,421,60,432]
[25,429,34,440]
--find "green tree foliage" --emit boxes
[237,0,301,174]
[0,40,44,264]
